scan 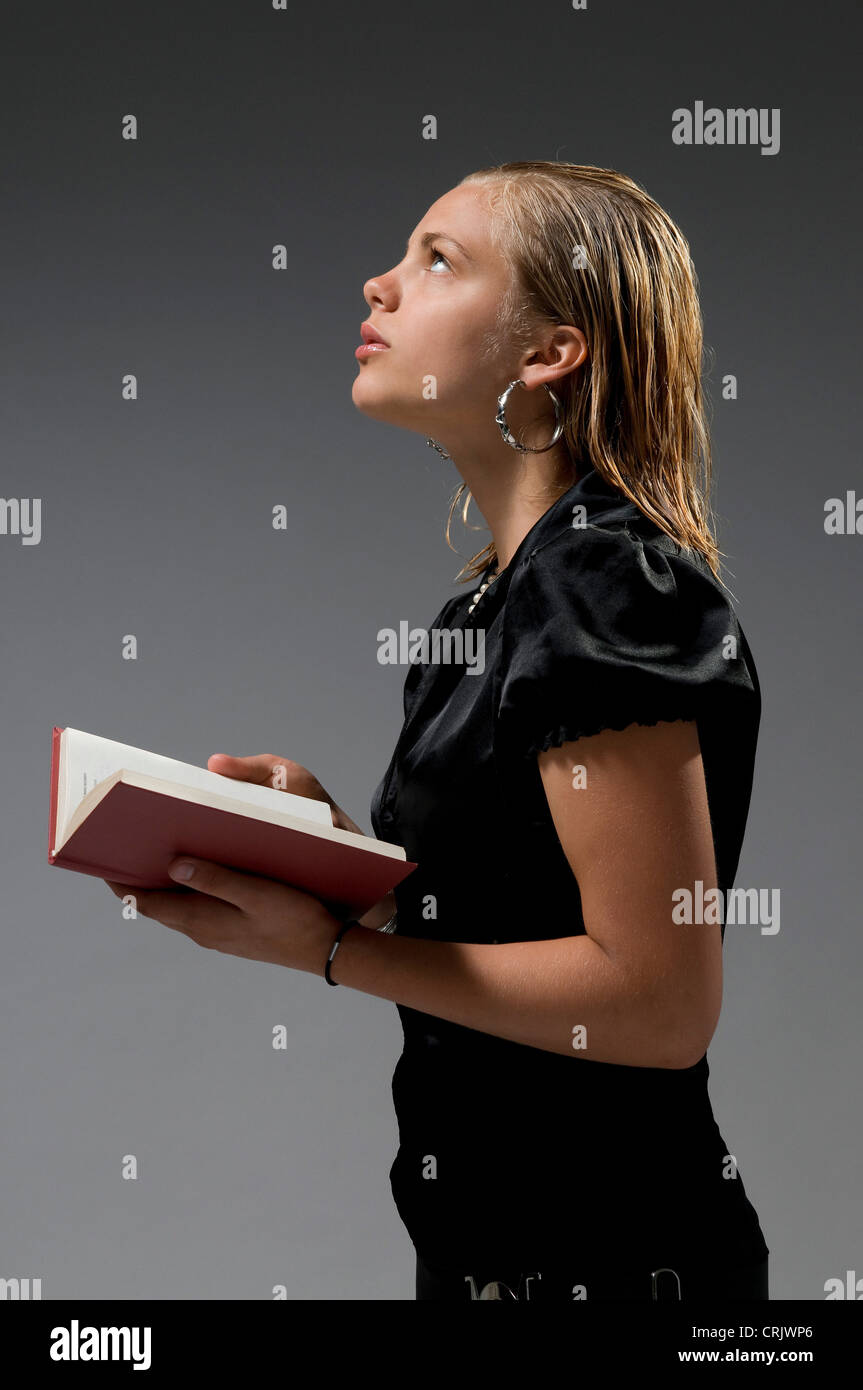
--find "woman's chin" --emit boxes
[351,390,393,423]
[351,376,386,415]
[351,381,422,430]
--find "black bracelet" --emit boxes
[325,919,361,986]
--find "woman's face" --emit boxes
[352,184,519,439]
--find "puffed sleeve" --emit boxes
[495,525,760,760]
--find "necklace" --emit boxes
[467,567,500,614]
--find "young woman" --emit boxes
[106,161,770,1302]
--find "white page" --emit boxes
[60,728,332,834]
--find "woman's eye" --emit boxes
[428,247,450,273]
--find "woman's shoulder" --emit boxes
[506,506,739,640]
[495,490,759,758]
[502,464,731,614]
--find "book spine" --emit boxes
[48,725,63,862]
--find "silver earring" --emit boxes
[426,437,452,460]
[495,379,564,453]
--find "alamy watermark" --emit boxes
[672,101,780,156]
[673,880,780,935]
[377,621,485,674]
[0,497,41,544]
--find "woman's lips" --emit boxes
[355,342,390,358]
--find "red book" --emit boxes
[48,726,416,918]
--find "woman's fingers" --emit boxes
[207,752,337,813]
[104,874,244,944]
[207,752,283,785]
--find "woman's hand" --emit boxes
[206,751,396,930]
[103,859,343,975]
[206,753,363,834]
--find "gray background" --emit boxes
[1,0,860,1300]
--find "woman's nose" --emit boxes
[363,269,397,308]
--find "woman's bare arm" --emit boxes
[323,719,723,1070]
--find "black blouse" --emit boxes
[370,463,770,1271]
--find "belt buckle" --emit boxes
[465,1272,543,1300]
[650,1266,682,1301]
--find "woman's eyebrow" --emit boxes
[405,230,475,263]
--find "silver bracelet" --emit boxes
[377,911,398,934]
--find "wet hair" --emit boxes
[446,161,724,584]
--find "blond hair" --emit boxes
[445,161,725,584]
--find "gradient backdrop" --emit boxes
[1,0,860,1300]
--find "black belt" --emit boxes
[420,1254,768,1301]
[466,1265,684,1301]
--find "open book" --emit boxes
[48,727,416,916]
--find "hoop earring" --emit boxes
[495,379,564,454]
[427,379,564,459]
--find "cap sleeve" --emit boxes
[495,525,759,759]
